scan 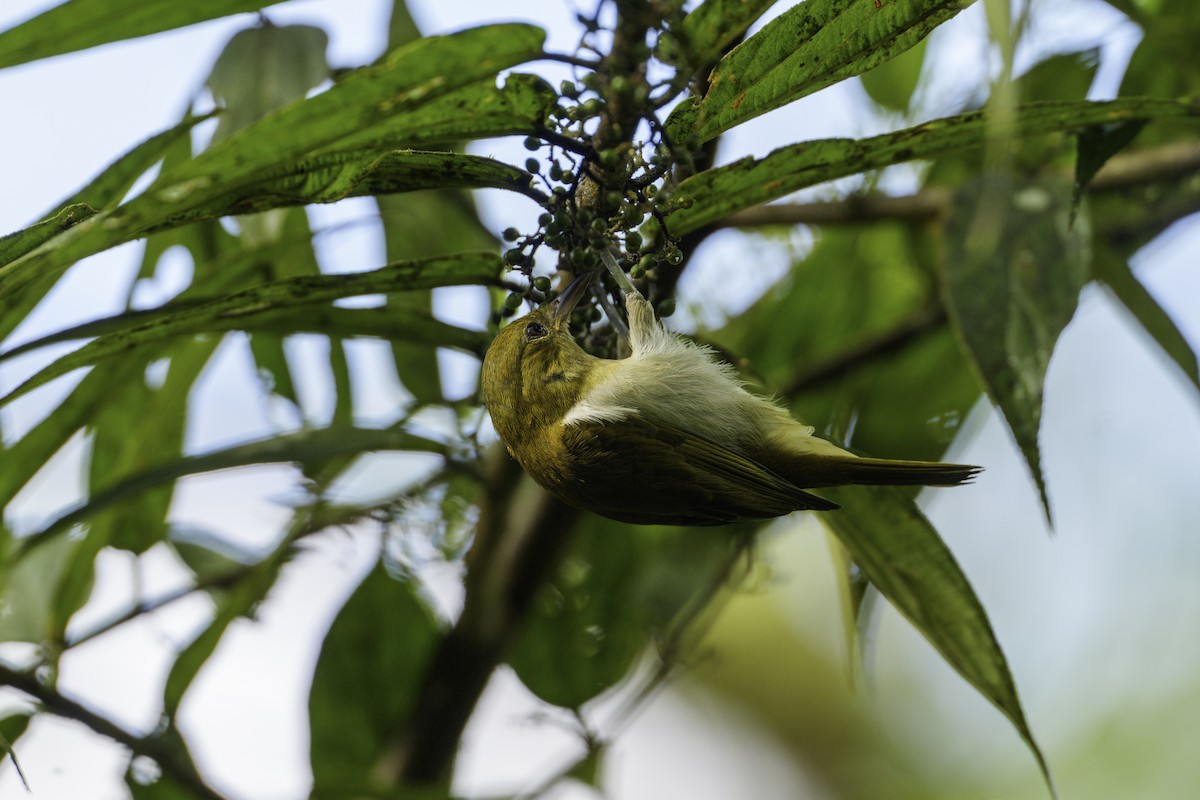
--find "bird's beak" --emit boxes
[553,273,590,323]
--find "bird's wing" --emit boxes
[556,414,839,526]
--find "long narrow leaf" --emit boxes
[942,176,1089,523]
[823,484,1054,795]
[125,150,539,236]
[0,252,503,407]
[675,0,779,67]
[668,0,973,143]
[0,204,96,269]
[329,73,557,152]
[667,98,1200,235]
[1093,246,1200,393]
[13,426,448,561]
[0,24,545,309]
[0,0,273,69]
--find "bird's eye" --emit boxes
[524,322,548,340]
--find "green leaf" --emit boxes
[716,223,980,462]
[668,0,973,143]
[0,534,77,642]
[0,204,96,268]
[146,150,537,231]
[942,176,1090,523]
[153,24,544,204]
[1092,246,1200,393]
[0,24,545,310]
[0,0,275,69]
[509,519,651,708]
[675,0,779,66]
[309,560,440,789]
[0,711,32,792]
[13,426,448,561]
[331,73,558,152]
[859,37,927,112]
[1073,120,1146,215]
[207,23,331,145]
[667,98,1200,235]
[0,113,210,343]
[0,252,504,407]
[86,337,222,554]
[821,484,1054,795]
[162,546,292,718]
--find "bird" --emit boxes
[480,273,979,526]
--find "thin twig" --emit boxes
[0,664,224,800]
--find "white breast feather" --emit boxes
[562,292,816,451]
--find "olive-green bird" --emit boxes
[481,276,979,525]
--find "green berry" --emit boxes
[504,248,524,265]
[503,292,525,309]
[538,212,552,227]
[560,80,580,99]
[666,248,683,265]
[625,231,643,251]
[533,276,552,291]
[657,297,676,317]
[523,136,542,151]
[525,158,540,173]
[502,227,520,242]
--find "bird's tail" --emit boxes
[777,454,982,489]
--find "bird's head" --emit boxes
[481,275,597,451]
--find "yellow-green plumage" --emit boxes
[481,280,979,525]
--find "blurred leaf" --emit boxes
[15,426,448,561]
[87,337,222,554]
[1073,120,1145,214]
[162,550,290,718]
[821,484,1053,794]
[942,176,1089,522]
[0,534,77,642]
[1092,246,1200,393]
[379,187,496,404]
[0,252,504,407]
[509,519,650,708]
[675,0,778,66]
[168,526,256,583]
[716,225,979,463]
[859,37,927,112]
[0,0,274,69]
[309,561,440,789]
[207,23,330,145]
[668,0,972,143]
[0,711,31,792]
[240,207,324,408]
[1118,0,1200,102]
[668,98,1200,235]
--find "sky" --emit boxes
[2,1,1200,799]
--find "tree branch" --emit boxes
[0,664,224,800]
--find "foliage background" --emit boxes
[1,0,1198,799]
